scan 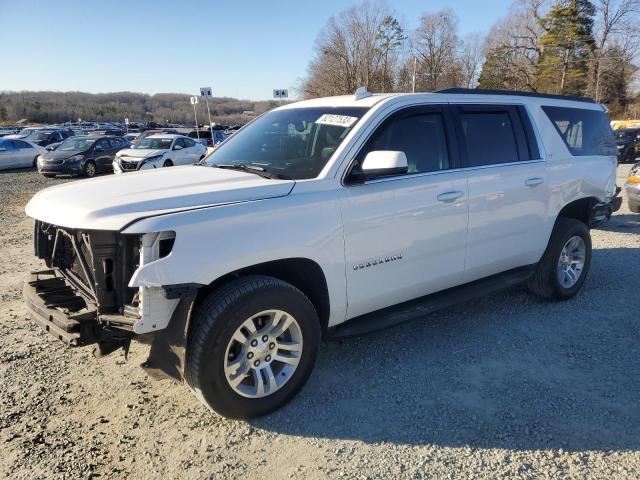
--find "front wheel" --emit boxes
[186,276,320,419]
[163,159,173,167]
[527,217,592,301]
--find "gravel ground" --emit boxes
[0,166,639,480]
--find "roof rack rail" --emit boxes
[436,88,596,104]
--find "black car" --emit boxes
[21,129,74,147]
[187,129,227,147]
[615,128,640,163]
[37,135,129,178]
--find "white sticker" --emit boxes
[315,114,358,128]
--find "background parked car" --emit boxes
[123,132,141,143]
[113,134,206,173]
[625,161,640,212]
[130,129,178,145]
[615,128,640,163]
[0,138,46,170]
[187,129,227,148]
[37,135,128,178]
[19,128,74,147]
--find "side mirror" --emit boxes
[351,151,408,182]
[173,144,183,150]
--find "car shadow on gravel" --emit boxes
[597,214,640,234]
[255,246,640,453]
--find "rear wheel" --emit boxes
[186,275,320,419]
[163,159,173,167]
[527,217,591,301]
[83,161,96,178]
[629,200,640,213]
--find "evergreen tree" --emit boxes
[537,0,596,96]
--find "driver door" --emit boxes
[340,105,469,319]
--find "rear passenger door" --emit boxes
[451,104,548,282]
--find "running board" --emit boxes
[330,265,535,339]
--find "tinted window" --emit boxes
[95,139,109,150]
[459,112,519,166]
[184,137,196,147]
[175,138,186,148]
[542,106,617,156]
[354,111,450,176]
[13,140,33,149]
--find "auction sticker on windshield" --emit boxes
[316,114,358,127]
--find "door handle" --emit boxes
[525,177,544,187]
[437,191,464,203]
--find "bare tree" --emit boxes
[411,9,461,91]
[299,1,397,98]
[459,33,485,88]
[591,0,640,100]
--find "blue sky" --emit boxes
[0,0,513,100]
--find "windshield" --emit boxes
[135,137,173,149]
[616,130,638,141]
[57,138,96,151]
[24,131,53,141]
[204,107,368,179]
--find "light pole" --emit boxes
[200,87,213,144]
[190,96,199,139]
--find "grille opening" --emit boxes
[103,259,113,275]
[158,237,175,259]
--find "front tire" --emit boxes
[527,217,592,301]
[163,159,173,167]
[186,276,320,419]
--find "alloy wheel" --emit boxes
[223,310,303,399]
[557,235,586,288]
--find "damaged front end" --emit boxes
[24,221,189,359]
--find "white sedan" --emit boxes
[113,134,206,174]
[0,138,47,170]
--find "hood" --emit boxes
[117,148,167,160]
[25,166,295,231]
[41,149,84,161]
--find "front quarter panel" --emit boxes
[123,181,347,326]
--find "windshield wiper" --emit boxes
[215,163,291,180]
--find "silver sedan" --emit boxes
[0,138,46,170]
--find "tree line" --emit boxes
[299,0,640,118]
[0,91,280,125]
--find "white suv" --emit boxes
[113,134,206,173]
[24,89,620,419]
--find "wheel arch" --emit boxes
[194,257,331,338]
[555,196,599,227]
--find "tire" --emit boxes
[186,275,320,419]
[629,200,640,213]
[42,173,56,178]
[163,159,173,167]
[527,217,592,301]
[83,161,96,177]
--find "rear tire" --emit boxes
[527,217,591,301]
[186,275,320,419]
[629,200,640,213]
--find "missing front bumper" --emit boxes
[24,270,133,352]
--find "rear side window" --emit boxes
[542,106,617,156]
[459,111,519,167]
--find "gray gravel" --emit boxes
[0,166,638,479]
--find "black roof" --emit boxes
[436,88,596,104]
